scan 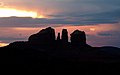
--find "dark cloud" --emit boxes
[87,31,120,47]
[0,37,26,41]
[0,36,27,43]
[97,30,120,37]
[48,9,120,25]
[0,0,119,26]
[0,0,120,27]
[0,8,120,27]
[97,33,112,36]
[1,0,120,15]
[0,17,74,27]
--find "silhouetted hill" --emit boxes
[0,27,120,73]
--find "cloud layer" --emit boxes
[0,0,119,26]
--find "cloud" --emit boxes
[1,0,120,15]
[0,37,25,41]
[87,30,120,47]
[0,17,73,27]
[0,9,120,27]
[48,8,120,24]
[0,0,119,26]
[0,36,26,43]
[97,33,112,36]
[97,30,120,37]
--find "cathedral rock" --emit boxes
[70,30,89,47]
[28,27,56,47]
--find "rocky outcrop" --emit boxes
[57,33,60,41]
[70,30,87,47]
[61,29,68,43]
[28,27,55,47]
[28,27,90,48]
[2,26,120,68]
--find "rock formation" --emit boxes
[28,27,55,47]
[70,30,87,47]
[28,27,90,48]
[61,29,68,43]
[1,27,120,73]
[57,33,60,41]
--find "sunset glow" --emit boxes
[0,42,8,47]
[0,8,45,18]
[0,0,119,48]
[90,28,96,31]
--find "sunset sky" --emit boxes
[0,0,120,47]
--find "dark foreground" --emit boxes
[0,27,120,73]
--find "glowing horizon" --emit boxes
[0,42,9,47]
[0,8,45,18]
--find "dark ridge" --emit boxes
[0,27,120,73]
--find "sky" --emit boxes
[0,0,120,47]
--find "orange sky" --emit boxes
[0,0,56,18]
[0,7,46,18]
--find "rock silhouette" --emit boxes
[61,29,68,43]
[70,30,89,47]
[28,27,89,48]
[0,27,120,73]
[57,33,60,41]
[28,27,55,48]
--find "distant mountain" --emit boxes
[0,27,120,73]
[99,46,120,55]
